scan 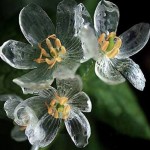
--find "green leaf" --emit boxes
[79,60,150,139]
[0,61,30,99]
[84,0,98,15]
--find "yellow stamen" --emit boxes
[55,57,62,62]
[98,32,122,58]
[98,33,105,44]
[19,126,27,131]
[46,38,53,50]
[50,99,56,107]
[106,48,120,58]
[60,46,66,54]
[47,34,56,39]
[55,38,62,49]
[114,37,122,49]
[35,34,67,68]
[54,111,59,119]
[59,97,68,105]
[101,41,109,51]
[64,105,71,114]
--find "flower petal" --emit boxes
[74,4,99,62]
[117,23,150,58]
[13,64,54,94]
[94,0,119,35]
[95,56,125,84]
[19,3,55,45]
[31,145,39,150]
[0,40,39,69]
[56,0,84,63]
[65,110,91,148]
[11,125,27,142]
[1,95,23,119]
[14,105,38,127]
[14,96,50,120]
[112,58,146,91]
[69,92,92,112]
[26,113,61,147]
[56,76,82,99]
[54,61,80,79]
[56,0,77,41]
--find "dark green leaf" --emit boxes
[79,60,150,139]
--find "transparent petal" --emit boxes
[117,23,150,58]
[65,110,91,148]
[0,40,39,69]
[19,3,55,46]
[69,92,92,112]
[95,56,125,84]
[94,0,119,35]
[76,24,99,62]
[2,95,23,119]
[54,61,80,79]
[31,145,39,150]
[14,105,38,127]
[14,95,51,120]
[74,3,92,36]
[26,113,61,147]
[56,0,77,41]
[56,76,83,99]
[13,64,54,94]
[112,58,146,91]
[56,0,84,62]
[37,87,57,98]
[11,125,27,142]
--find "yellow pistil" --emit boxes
[98,32,122,58]
[34,34,67,68]
[45,94,71,120]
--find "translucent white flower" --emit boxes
[0,95,39,150]
[75,0,150,90]
[0,0,85,93]
[11,77,92,148]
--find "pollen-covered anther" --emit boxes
[46,95,71,120]
[98,32,122,58]
[35,34,67,68]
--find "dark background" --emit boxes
[0,0,150,149]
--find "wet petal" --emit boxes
[0,40,39,69]
[69,92,92,112]
[54,60,80,79]
[56,76,82,99]
[31,145,39,150]
[117,23,150,58]
[37,87,57,98]
[95,56,125,84]
[112,58,146,91]
[11,125,27,142]
[13,64,54,94]
[15,96,50,120]
[74,4,99,62]
[26,113,61,147]
[14,105,38,127]
[19,3,55,46]
[1,95,23,119]
[56,0,77,41]
[94,0,119,35]
[74,3,92,36]
[65,110,91,148]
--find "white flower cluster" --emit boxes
[0,0,149,149]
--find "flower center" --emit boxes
[98,32,122,58]
[45,94,71,120]
[34,34,67,68]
